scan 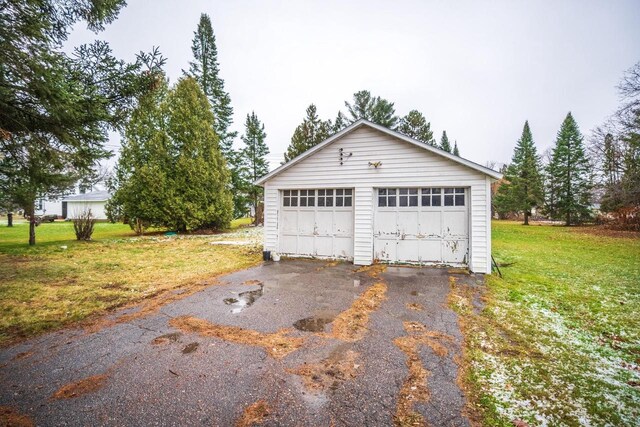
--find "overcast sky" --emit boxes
[67,0,640,171]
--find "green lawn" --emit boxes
[0,218,259,345]
[462,221,640,426]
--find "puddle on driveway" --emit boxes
[293,311,337,332]
[224,284,264,313]
[182,342,199,354]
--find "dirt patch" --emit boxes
[406,303,424,311]
[169,316,304,359]
[235,400,271,427]
[448,268,470,275]
[331,282,387,342]
[288,348,361,391]
[151,332,182,345]
[0,406,34,427]
[51,374,108,399]
[355,264,387,279]
[182,342,199,354]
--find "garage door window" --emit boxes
[284,189,352,207]
[283,190,298,207]
[421,188,442,206]
[444,188,465,206]
[379,188,465,207]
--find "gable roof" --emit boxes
[256,119,502,185]
[62,190,110,202]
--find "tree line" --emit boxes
[495,61,640,228]
[283,91,460,163]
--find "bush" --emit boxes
[73,209,95,241]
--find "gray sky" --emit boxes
[67,0,640,170]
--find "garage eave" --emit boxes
[254,119,503,186]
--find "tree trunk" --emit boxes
[7,213,13,227]
[524,211,530,225]
[27,203,36,245]
[566,212,571,226]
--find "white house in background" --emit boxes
[63,190,110,220]
[256,119,502,273]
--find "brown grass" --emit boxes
[169,316,304,359]
[355,264,387,279]
[406,303,424,311]
[0,406,33,427]
[330,282,387,341]
[235,400,271,427]
[288,349,360,391]
[393,335,431,426]
[51,374,108,399]
[393,322,457,426]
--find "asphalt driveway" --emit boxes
[0,260,482,426]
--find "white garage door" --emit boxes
[374,187,468,265]
[279,189,354,260]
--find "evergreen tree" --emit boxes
[284,104,332,162]
[440,131,452,153]
[494,121,544,225]
[109,77,233,233]
[453,141,460,156]
[397,110,435,145]
[344,90,398,128]
[0,0,164,245]
[186,13,244,217]
[240,113,269,221]
[545,113,592,225]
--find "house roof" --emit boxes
[62,190,111,202]
[256,119,503,185]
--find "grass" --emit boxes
[0,218,260,345]
[459,221,640,426]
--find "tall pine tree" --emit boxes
[284,104,332,162]
[440,131,452,153]
[546,113,592,225]
[397,110,435,145]
[494,121,544,225]
[453,141,460,156]
[344,90,398,128]
[186,13,245,217]
[240,112,269,221]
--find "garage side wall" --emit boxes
[262,127,492,273]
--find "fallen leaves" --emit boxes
[0,406,33,427]
[235,400,271,427]
[288,349,361,391]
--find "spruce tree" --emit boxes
[0,0,164,245]
[284,104,332,162]
[186,13,245,217]
[440,131,452,153]
[546,113,592,225]
[344,90,398,128]
[397,110,435,145]
[240,113,269,221]
[109,77,233,233]
[453,141,460,156]
[494,121,544,225]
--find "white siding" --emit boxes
[263,127,492,273]
[67,201,108,220]
[354,187,374,265]
[263,184,279,252]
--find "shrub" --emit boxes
[73,209,95,241]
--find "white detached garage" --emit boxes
[256,120,501,273]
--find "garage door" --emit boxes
[279,189,354,259]
[374,187,468,265]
